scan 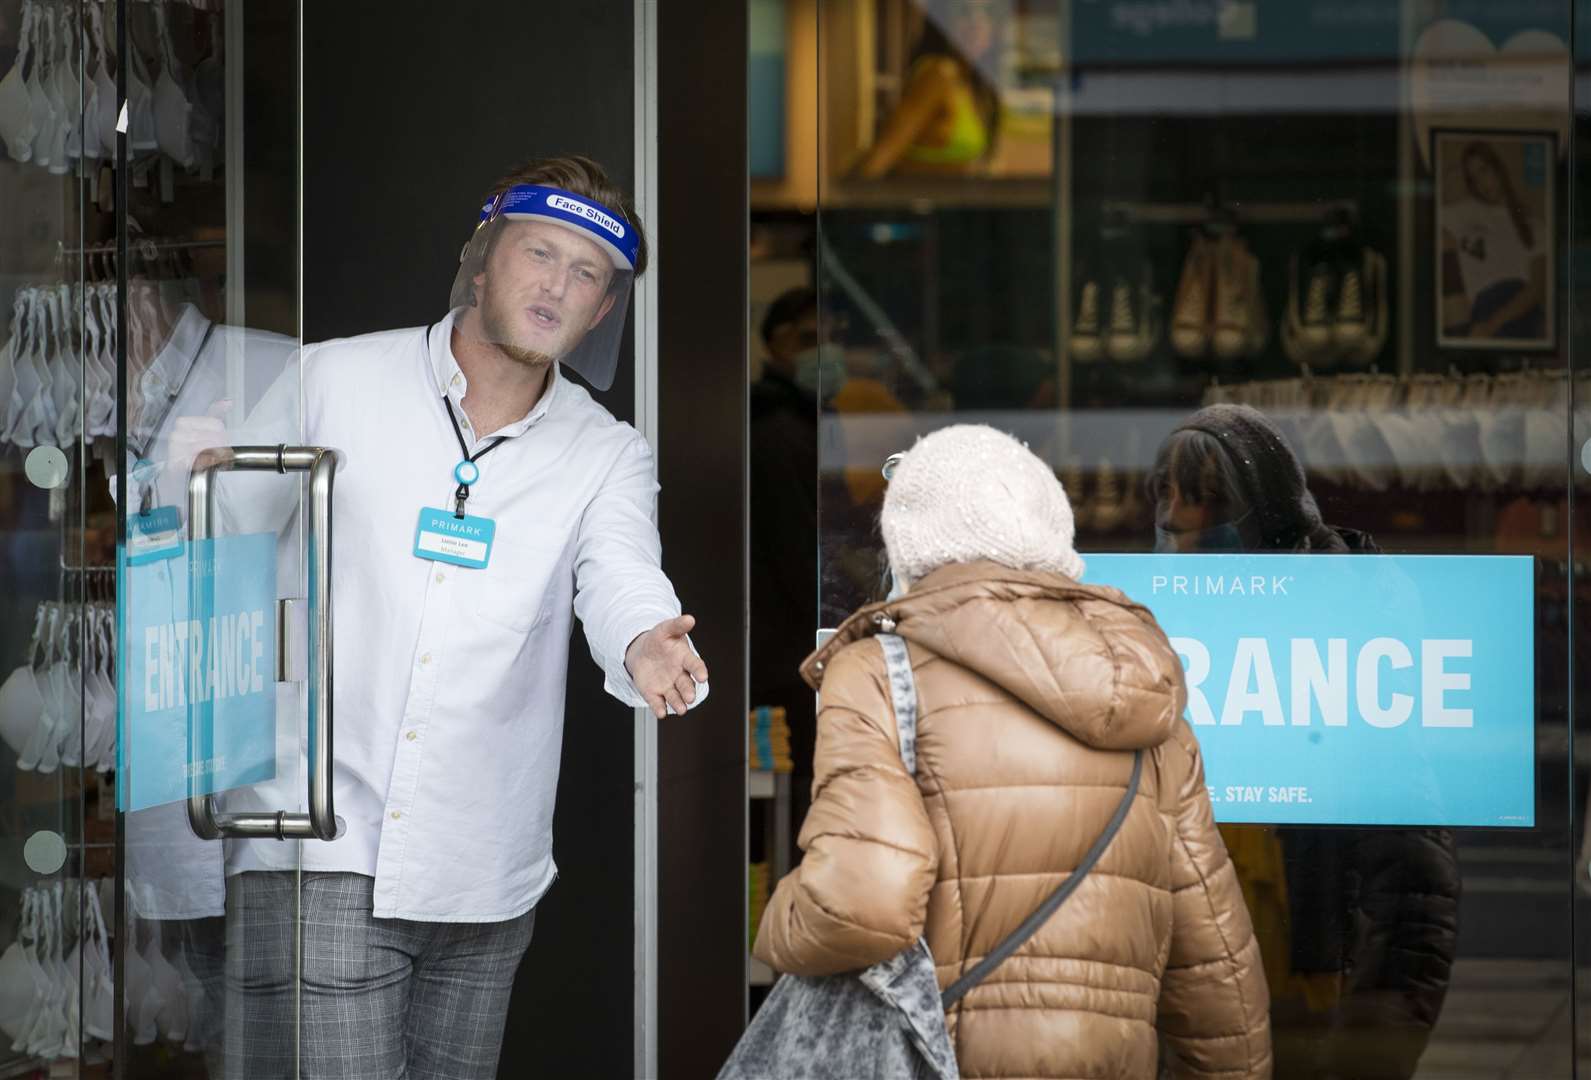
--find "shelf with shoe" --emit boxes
[1168,215,1271,369]
[1067,208,1165,369]
[818,175,1057,210]
[1280,208,1390,374]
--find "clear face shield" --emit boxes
[448,184,638,391]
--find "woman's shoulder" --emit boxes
[815,636,893,714]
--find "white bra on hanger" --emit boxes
[90,283,119,439]
[126,21,159,153]
[152,2,194,169]
[46,287,81,450]
[82,882,114,1043]
[37,4,69,175]
[24,288,58,449]
[0,0,38,162]
[91,4,118,155]
[7,891,48,1052]
[53,5,83,164]
[23,0,55,168]
[3,292,39,448]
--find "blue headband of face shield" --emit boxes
[476,184,639,271]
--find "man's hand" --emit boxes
[625,615,709,719]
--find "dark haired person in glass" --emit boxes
[1148,404,1461,1079]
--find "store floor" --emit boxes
[1414,959,1586,1079]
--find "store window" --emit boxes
[751,0,1588,1073]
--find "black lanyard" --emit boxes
[443,396,506,518]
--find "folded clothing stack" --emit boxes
[748,861,770,949]
[748,706,792,774]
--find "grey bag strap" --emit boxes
[874,630,1143,1010]
[941,749,1142,1009]
[877,633,919,778]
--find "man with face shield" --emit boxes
[167,156,708,1078]
[452,170,637,394]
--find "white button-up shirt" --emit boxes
[213,310,700,920]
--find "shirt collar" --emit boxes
[429,307,561,439]
[131,305,213,451]
[140,303,211,398]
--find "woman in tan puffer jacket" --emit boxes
[753,425,1272,1079]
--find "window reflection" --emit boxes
[749,0,1589,1072]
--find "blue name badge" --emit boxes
[128,506,184,565]
[414,507,496,570]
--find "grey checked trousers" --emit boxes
[184,871,536,1080]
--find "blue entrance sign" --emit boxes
[1084,553,1534,827]
[120,533,278,812]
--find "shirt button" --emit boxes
[435,572,445,584]
[390,811,402,821]
[419,652,432,666]
[406,731,419,742]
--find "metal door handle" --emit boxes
[186,445,344,842]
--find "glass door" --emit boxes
[797,0,1584,1074]
[115,1,317,1076]
[0,0,99,1071]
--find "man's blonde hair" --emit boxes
[484,155,649,278]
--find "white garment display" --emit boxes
[1204,368,1586,494]
[0,1,39,162]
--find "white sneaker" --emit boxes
[1070,279,1103,362]
[1092,457,1125,532]
[1212,235,1253,361]
[1171,235,1213,358]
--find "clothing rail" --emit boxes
[93,0,223,8]
[58,238,225,259]
[1101,199,1358,226]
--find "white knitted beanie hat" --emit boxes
[881,425,1084,588]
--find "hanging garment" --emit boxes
[0,0,39,162]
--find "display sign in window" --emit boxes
[1086,554,1534,827]
[120,534,279,812]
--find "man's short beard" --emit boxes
[493,340,556,368]
[480,292,557,368]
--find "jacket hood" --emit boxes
[803,561,1184,751]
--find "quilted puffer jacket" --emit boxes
[753,561,1272,1079]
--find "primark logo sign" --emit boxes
[1087,552,1535,828]
[1153,573,1295,597]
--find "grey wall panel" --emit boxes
[654,1,750,1075]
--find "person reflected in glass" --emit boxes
[1441,141,1547,343]
[855,0,1001,179]
[751,287,849,845]
[755,424,1272,1079]
[1149,404,1461,1080]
